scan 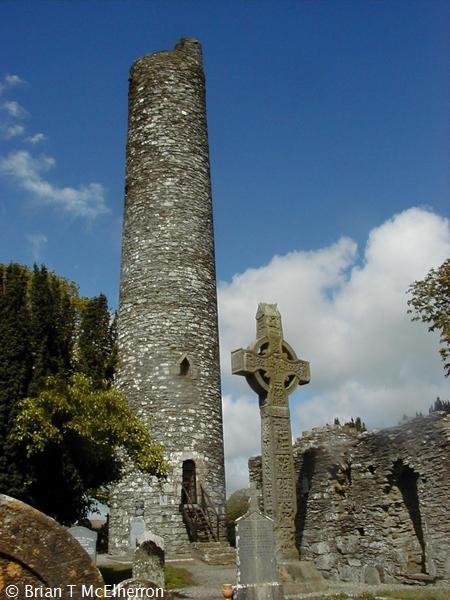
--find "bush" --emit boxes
[226,488,250,546]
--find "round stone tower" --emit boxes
[109,39,226,558]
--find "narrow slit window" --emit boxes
[179,356,190,376]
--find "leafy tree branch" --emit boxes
[407,258,450,377]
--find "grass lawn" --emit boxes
[164,565,195,589]
[99,563,195,589]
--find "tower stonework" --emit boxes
[109,39,226,558]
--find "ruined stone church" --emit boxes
[250,413,450,583]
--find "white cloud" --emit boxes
[223,394,260,460]
[222,394,260,492]
[0,150,109,219]
[26,233,48,262]
[219,207,450,493]
[0,76,28,140]
[3,124,25,139]
[5,74,25,86]
[0,74,25,96]
[2,100,28,119]
[0,75,107,221]
[225,457,251,493]
[26,132,46,145]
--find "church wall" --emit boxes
[249,413,450,583]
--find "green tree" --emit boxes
[28,265,78,395]
[0,262,160,525]
[226,488,250,546]
[0,264,32,497]
[106,311,118,382]
[407,258,450,376]
[12,373,166,524]
[77,294,117,385]
[51,275,77,379]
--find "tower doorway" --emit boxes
[181,460,197,504]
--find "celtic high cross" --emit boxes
[231,303,310,561]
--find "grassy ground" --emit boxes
[98,560,449,599]
[164,565,195,589]
[99,563,195,589]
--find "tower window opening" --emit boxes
[179,356,190,376]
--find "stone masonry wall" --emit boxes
[109,39,226,558]
[249,413,450,583]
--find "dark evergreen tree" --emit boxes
[27,265,77,395]
[0,264,32,496]
[50,274,76,379]
[78,294,116,385]
[0,264,79,500]
[28,265,59,396]
[105,311,118,382]
[0,263,134,521]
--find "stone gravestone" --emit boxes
[68,525,98,563]
[0,494,103,600]
[129,516,146,552]
[133,537,165,589]
[234,484,283,600]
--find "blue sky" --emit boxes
[1,1,449,491]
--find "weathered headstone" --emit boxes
[232,303,310,561]
[234,485,283,600]
[129,516,146,551]
[68,525,98,563]
[0,494,103,599]
[133,538,165,589]
[137,530,165,551]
